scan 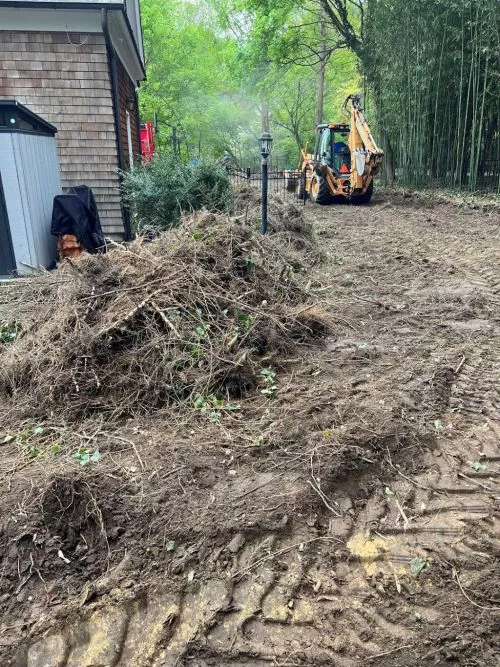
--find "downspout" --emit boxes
[102,8,132,241]
[134,87,141,160]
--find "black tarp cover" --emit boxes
[51,185,106,253]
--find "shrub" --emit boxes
[122,154,234,231]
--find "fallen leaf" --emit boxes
[410,556,428,576]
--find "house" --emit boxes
[0,0,145,240]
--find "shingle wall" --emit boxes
[0,31,125,238]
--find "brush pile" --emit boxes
[235,184,324,265]
[0,205,328,423]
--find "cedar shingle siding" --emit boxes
[0,31,125,238]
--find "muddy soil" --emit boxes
[1,191,499,666]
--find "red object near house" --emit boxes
[140,121,156,162]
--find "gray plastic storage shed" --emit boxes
[0,100,62,277]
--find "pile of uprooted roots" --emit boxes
[0,204,328,422]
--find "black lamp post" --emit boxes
[259,131,273,234]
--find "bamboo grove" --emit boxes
[365,0,499,192]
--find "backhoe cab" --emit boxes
[299,94,384,205]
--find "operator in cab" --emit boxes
[333,132,350,175]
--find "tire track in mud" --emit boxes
[23,426,499,667]
[441,242,500,299]
[451,355,500,420]
[400,228,499,424]
[437,236,499,423]
[26,441,500,667]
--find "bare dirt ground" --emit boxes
[1,190,499,666]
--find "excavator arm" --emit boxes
[345,94,384,191]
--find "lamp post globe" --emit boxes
[259,131,273,159]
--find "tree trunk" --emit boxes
[262,100,270,132]
[385,136,395,184]
[293,128,303,152]
[315,12,327,126]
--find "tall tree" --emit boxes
[315,9,329,126]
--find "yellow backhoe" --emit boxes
[298,94,384,204]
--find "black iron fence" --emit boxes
[476,160,500,193]
[229,157,500,201]
[227,162,306,205]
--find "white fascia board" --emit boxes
[124,0,143,62]
[0,6,102,31]
[108,9,144,83]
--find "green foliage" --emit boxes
[4,423,44,442]
[193,393,241,422]
[139,0,499,193]
[260,367,277,382]
[237,312,254,330]
[268,52,359,154]
[140,0,260,161]
[1,424,66,461]
[260,367,278,397]
[122,154,234,230]
[0,321,19,344]
[410,556,429,576]
[139,0,359,165]
[72,447,102,467]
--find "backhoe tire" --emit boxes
[351,180,374,205]
[309,173,332,205]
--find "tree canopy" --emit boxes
[139,0,359,166]
[139,0,499,191]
